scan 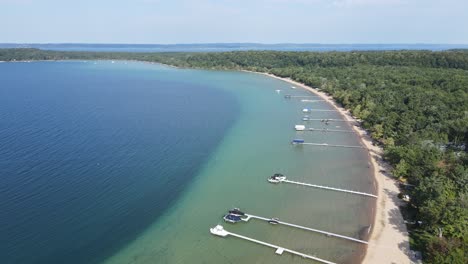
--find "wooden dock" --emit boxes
[242,214,369,245]
[210,225,336,264]
[276,179,377,198]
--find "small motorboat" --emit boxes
[223,213,243,223]
[268,218,280,225]
[268,173,286,183]
[291,139,305,144]
[268,177,281,183]
[228,208,245,216]
[295,125,306,131]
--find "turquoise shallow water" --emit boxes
[102,69,375,264]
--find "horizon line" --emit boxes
[2,42,468,46]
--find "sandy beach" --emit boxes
[254,72,412,264]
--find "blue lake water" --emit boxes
[0,61,238,264]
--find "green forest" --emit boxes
[1,48,467,263]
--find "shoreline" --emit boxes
[249,71,412,264]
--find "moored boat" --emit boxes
[268,218,280,224]
[295,125,306,131]
[223,213,243,223]
[268,173,286,183]
[228,208,245,216]
[291,139,305,144]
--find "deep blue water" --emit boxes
[1,43,467,52]
[0,61,238,264]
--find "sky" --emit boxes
[1,0,467,44]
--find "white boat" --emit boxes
[302,108,309,113]
[268,178,281,183]
[268,173,286,183]
[210,225,228,237]
[295,125,306,131]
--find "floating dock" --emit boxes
[272,178,377,198]
[242,214,369,245]
[210,225,336,264]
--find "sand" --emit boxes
[252,72,412,264]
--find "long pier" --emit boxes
[306,128,354,133]
[299,142,366,149]
[303,118,354,122]
[278,179,377,198]
[210,225,336,264]
[304,109,339,112]
[301,99,326,103]
[285,95,320,98]
[243,213,369,245]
